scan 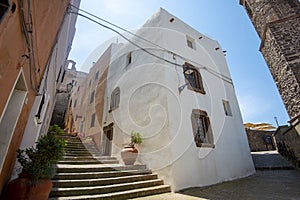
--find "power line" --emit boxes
[68,6,233,84]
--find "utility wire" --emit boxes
[68,6,233,84]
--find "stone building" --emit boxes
[239,0,300,119]
[0,0,80,193]
[67,8,255,191]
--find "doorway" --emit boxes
[0,70,27,172]
[103,123,113,156]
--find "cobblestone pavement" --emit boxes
[180,170,300,200]
[133,170,300,200]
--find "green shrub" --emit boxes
[17,125,66,185]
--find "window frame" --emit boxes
[183,63,205,94]
[126,52,132,66]
[90,90,95,104]
[90,113,96,127]
[110,87,120,112]
[191,109,214,148]
[222,99,232,116]
[186,35,196,50]
[95,71,99,80]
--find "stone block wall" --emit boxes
[240,0,300,118]
[246,129,276,151]
[274,123,300,169]
[261,19,300,118]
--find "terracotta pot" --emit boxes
[121,146,138,165]
[3,173,53,200]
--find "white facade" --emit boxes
[73,8,255,191]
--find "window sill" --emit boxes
[196,143,215,148]
[109,106,119,113]
[187,85,206,95]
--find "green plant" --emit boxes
[17,125,66,185]
[129,131,142,147]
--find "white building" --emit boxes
[71,8,255,191]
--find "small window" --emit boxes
[77,86,80,92]
[35,94,45,119]
[126,52,132,66]
[191,109,214,148]
[0,0,9,22]
[95,71,99,80]
[90,113,96,127]
[90,90,95,104]
[186,36,195,49]
[89,80,91,87]
[222,100,232,116]
[74,99,77,108]
[61,70,66,83]
[110,87,120,111]
[56,66,62,83]
[183,63,205,94]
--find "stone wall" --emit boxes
[274,122,300,169]
[246,129,276,151]
[240,0,300,118]
[261,20,300,118]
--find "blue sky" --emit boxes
[69,0,289,126]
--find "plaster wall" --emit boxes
[103,8,254,190]
[0,0,71,193]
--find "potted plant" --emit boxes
[121,131,142,165]
[3,125,66,200]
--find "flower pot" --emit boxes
[3,173,53,200]
[121,146,138,165]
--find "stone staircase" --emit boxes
[251,151,294,170]
[49,134,171,199]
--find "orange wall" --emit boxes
[0,0,70,194]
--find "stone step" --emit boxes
[251,151,294,170]
[50,179,164,197]
[64,146,99,152]
[53,169,153,180]
[62,156,118,161]
[48,185,171,200]
[57,160,119,165]
[64,149,98,153]
[52,173,158,187]
[65,145,86,148]
[55,164,147,173]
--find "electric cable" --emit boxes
[68,6,233,84]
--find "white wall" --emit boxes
[104,8,254,191]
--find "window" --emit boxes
[56,66,62,83]
[90,90,95,104]
[126,52,132,66]
[110,87,120,111]
[191,109,214,148]
[61,70,66,83]
[35,94,45,119]
[90,113,96,127]
[89,80,91,87]
[222,100,232,116]
[186,36,195,49]
[74,99,77,108]
[95,71,99,80]
[0,0,9,22]
[77,86,80,92]
[183,63,205,94]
